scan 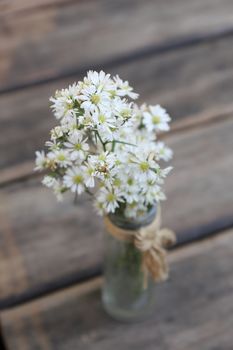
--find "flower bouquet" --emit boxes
[35,71,175,321]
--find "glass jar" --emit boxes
[102,205,157,321]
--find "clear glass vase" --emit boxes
[102,205,157,321]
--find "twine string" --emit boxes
[104,206,176,285]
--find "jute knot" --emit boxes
[104,205,176,284]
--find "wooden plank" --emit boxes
[0,116,232,306]
[1,0,233,91]
[1,229,233,349]
[0,161,34,187]
[1,37,233,172]
[0,0,68,14]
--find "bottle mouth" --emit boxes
[108,203,157,230]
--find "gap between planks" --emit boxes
[1,228,232,317]
[0,326,7,350]
[0,106,232,188]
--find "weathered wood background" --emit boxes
[0,0,233,348]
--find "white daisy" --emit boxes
[124,200,147,218]
[50,83,80,120]
[91,108,116,142]
[114,98,133,121]
[63,167,86,194]
[155,142,173,161]
[64,130,89,161]
[83,160,95,188]
[50,126,64,141]
[78,85,110,111]
[143,105,171,132]
[96,188,123,213]
[122,182,139,204]
[48,149,72,167]
[35,151,47,171]
[42,175,57,188]
[114,75,139,99]
[84,70,113,90]
[130,154,159,182]
[42,176,64,202]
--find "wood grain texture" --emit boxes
[1,229,233,350]
[0,0,68,14]
[1,0,233,91]
[0,116,233,306]
[1,37,233,172]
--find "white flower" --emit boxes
[91,152,116,170]
[159,166,173,178]
[64,130,89,161]
[141,181,163,204]
[114,98,133,121]
[53,184,65,202]
[94,200,105,216]
[131,155,159,182]
[42,176,64,201]
[96,188,123,213]
[50,83,80,120]
[155,142,173,161]
[124,200,147,218]
[84,70,112,89]
[48,149,71,167]
[45,139,58,150]
[79,85,110,111]
[50,126,64,141]
[63,167,86,194]
[143,105,171,132]
[60,114,77,130]
[42,175,57,188]
[91,108,116,141]
[35,151,47,171]
[89,152,116,187]
[83,160,95,188]
[121,175,139,203]
[114,75,139,99]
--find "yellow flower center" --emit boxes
[109,90,116,98]
[98,154,106,161]
[152,115,161,124]
[113,178,121,187]
[99,114,106,123]
[127,178,134,186]
[65,101,74,110]
[87,168,94,176]
[121,109,130,118]
[57,154,66,161]
[106,193,116,202]
[73,175,83,184]
[74,143,82,151]
[115,160,121,166]
[91,94,101,105]
[140,161,149,172]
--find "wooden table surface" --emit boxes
[1,1,233,349]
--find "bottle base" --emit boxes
[102,291,155,322]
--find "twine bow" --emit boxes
[104,206,176,285]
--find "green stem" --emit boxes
[95,130,106,151]
[112,140,137,147]
[85,188,94,196]
[111,140,116,152]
